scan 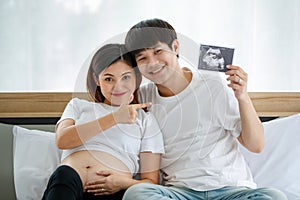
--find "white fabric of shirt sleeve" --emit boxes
[56,98,80,128]
[139,112,164,154]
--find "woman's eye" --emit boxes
[104,77,113,82]
[123,75,131,81]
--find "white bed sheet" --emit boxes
[240,113,300,200]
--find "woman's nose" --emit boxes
[113,79,123,91]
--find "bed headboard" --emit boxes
[0,92,300,121]
[0,92,299,200]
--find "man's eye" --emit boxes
[154,49,162,54]
[137,57,145,62]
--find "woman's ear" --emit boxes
[93,73,100,86]
[172,39,180,55]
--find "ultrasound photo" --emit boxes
[198,44,234,72]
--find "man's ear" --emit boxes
[93,73,100,86]
[172,39,180,55]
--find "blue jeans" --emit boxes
[122,183,287,200]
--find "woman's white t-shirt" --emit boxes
[58,98,164,176]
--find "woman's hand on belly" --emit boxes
[84,170,133,195]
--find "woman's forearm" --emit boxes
[56,113,117,149]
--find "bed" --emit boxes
[0,92,299,200]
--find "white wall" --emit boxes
[0,0,299,92]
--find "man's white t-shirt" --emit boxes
[139,70,256,191]
[58,98,164,176]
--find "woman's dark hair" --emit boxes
[125,18,177,56]
[86,43,142,104]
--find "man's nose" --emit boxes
[147,55,159,67]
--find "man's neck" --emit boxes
[156,67,192,97]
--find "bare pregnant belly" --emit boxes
[61,150,132,185]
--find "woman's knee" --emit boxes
[43,165,83,199]
[49,165,81,186]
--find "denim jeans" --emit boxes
[122,183,287,200]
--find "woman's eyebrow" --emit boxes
[122,71,133,76]
[103,73,114,76]
[103,71,132,77]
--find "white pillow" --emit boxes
[240,113,300,200]
[13,126,62,200]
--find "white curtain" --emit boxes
[0,0,299,92]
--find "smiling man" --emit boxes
[121,18,287,200]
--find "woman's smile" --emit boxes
[112,91,127,97]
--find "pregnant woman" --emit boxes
[42,43,164,200]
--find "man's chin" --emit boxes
[151,77,169,85]
[145,74,165,84]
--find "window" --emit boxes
[0,0,299,92]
